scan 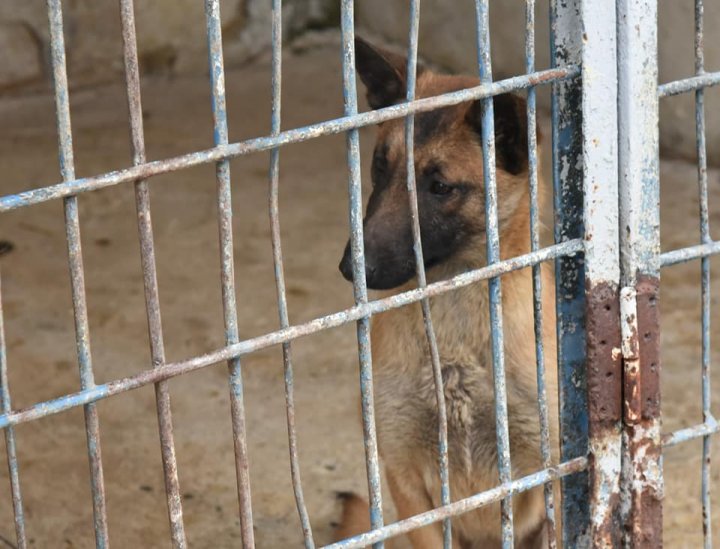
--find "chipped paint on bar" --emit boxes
[581,0,623,545]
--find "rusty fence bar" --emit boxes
[267,0,315,546]
[618,0,663,545]
[328,457,587,549]
[525,0,557,545]
[204,2,256,546]
[0,239,582,429]
[0,273,27,549]
[656,0,718,545]
[339,2,384,544]
[660,241,720,267]
[658,71,720,98]
[693,1,712,546]
[550,0,590,545]
[474,1,514,546]
[119,2,188,545]
[47,1,110,547]
[0,67,578,214]
[663,418,719,448]
[402,0,452,547]
[581,0,623,546]
[656,0,720,542]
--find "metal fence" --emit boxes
[0,0,719,548]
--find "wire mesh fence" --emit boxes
[0,0,718,548]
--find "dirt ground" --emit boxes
[0,42,718,548]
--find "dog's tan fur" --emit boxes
[335,42,559,549]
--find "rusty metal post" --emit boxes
[617,0,663,545]
[581,1,623,546]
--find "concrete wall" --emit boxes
[357,0,720,164]
[0,0,337,94]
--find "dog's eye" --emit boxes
[429,180,453,196]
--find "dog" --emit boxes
[335,38,559,549]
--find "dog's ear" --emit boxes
[355,37,410,110]
[466,93,538,175]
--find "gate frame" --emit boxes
[617,1,664,546]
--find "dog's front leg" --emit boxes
[386,465,459,549]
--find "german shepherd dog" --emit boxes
[335,38,559,548]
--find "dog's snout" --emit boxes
[338,250,352,282]
[338,245,354,281]
[339,241,379,284]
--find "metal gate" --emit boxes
[1,0,719,547]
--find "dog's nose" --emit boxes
[339,244,354,281]
[339,245,377,284]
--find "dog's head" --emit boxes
[339,38,534,290]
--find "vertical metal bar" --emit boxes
[339,2,384,546]
[0,272,27,549]
[204,2,255,546]
[694,2,712,547]
[474,2,513,546]
[617,0,663,545]
[118,1,187,546]
[581,1,623,546]
[549,0,589,545]
[46,2,109,546]
[267,1,315,546]
[404,1,451,547]
[524,1,557,546]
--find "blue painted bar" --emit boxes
[0,67,578,214]
[693,2,712,546]
[549,0,589,545]
[46,1,109,546]
[403,1,451,547]
[267,0,314,545]
[204,1,255,546]
[474,1,513,546]
[525,0,557,546]
[0,240,583,431]
[339,2,384,544]
[0,273,27,548]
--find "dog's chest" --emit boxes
[371,286,498,462]
[373,340,497,475]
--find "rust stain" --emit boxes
[586,281,622,427]
[624,274,663,547]
[586,280,623,547]
[636,276,661,420]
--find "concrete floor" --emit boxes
[0,43,718,548]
